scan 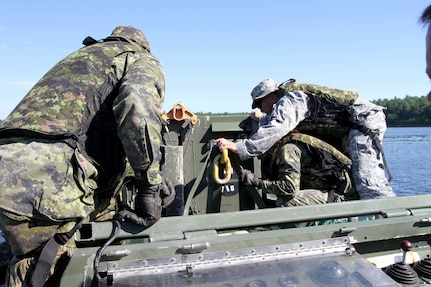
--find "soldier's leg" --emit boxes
[348,99,395,199]
[0,140,94,286]
[348,129,395,199]
[283,189,328,207]
[0,209,74,287]
[0,241,13,284]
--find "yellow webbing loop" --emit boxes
[212,149,232,185]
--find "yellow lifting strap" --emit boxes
[212,149,233,185]
[162,102,198,125]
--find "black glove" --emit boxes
[134,184,163,222]
[240,169,262,188]
[161,173,176,208]
[118,180,162,226]
[118,208,157,227]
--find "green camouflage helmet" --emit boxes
[109,25,151,52]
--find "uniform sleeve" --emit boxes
[258,113,271,126]
[112,52,165,185]
[261,143,301,198]
[236,91,311,160]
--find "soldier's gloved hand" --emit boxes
[119,179,163,227]
[161,173,176,208]
[134,183,163,222]
[240,169,262,188]
[118,208,157,227]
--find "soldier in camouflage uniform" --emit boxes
[0,26,175,287]
[237,128,355,207]
[216,78,395,200]
[240,139,328,207]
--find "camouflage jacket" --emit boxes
[261,142,302,199]
[1,39,165,188]
[261,133,354,198]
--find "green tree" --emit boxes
[372,95,431,127]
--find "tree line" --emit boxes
[0,95,429,127]
[197,96,431,127]
[371,95,431,127]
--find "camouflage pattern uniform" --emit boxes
[0,26,165,286]
[0,241,13,284]
[260,142,329,207]
[237,79,395,200]
[259,132,353,207]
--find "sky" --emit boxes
[0,1,430,120]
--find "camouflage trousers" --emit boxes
[0,241,13,284]
[0,138,98,287]
[0,209,76,287]
[348,99,396,199]
[0,138,98,220]
[276,189,329,207]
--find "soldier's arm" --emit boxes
[261,143,301,198]
[112,52,165,185]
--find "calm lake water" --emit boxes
[0,127,430,243]
[384,127,431,196]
